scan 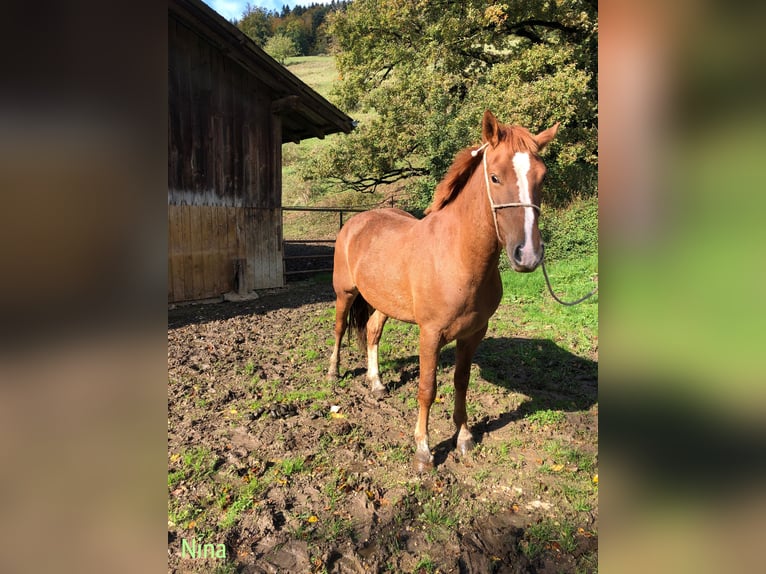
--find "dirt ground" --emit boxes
[168,279,598,573]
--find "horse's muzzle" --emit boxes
[509,241,543,272]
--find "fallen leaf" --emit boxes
[307,515,319,523]
[592,474,598,485]
[550,463,565,472]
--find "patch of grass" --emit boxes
[474,468,492,483]
[322,468,350,510]
[279,456,307,477]
[497,253,598,356]
[168,446,218,487]
[168,500,204,529]
[520,518,579,561]
[168,468,185,489]
[525,408,566,427]
[542,440,595,474]
[385,443,411,464]
[561,484,593,513]
[321,515,355,543]
[218,474,266,530]
[413,555,436,573]
[419,500,458,529]
[212,562,238,574]
[303,348,320,361]
[417,488,461,544]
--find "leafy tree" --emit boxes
[274,15,311,56]
[237,4,274,46]
[264,32,298,64]
[304,0,598,209]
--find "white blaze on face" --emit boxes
[512,152,535,257]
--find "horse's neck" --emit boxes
[439,170,502,269]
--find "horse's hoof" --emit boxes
[413,451,434,473]
[457,437,475,456]
[326,372,338,382]
[369,377,387,399]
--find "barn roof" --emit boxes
[170,0,355,143]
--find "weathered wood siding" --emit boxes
[168,14,283,302]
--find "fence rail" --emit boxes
[281,206,368,280]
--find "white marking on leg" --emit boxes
[367,343,379,381]
[512,152,535,260]
[416,436,431,458]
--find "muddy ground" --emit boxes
[168,278,598,573]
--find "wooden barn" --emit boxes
[168,0,354,303]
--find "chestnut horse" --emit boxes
[327,110,559,471]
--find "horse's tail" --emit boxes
[347,294,369,349]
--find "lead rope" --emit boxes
[540,260,598,306]
[473,142,599,306]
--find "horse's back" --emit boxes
[336,208,418,255]
[334,208,421,320]
[341,208,416,234]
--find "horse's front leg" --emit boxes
[454,326,487,456]
[413,328,443,472]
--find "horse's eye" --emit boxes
[490,174,500,184]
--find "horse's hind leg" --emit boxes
[327,290,356,381]
[365,309,388,399]
[453,325,488,455]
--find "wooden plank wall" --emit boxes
[168,14,284,303]
[167,206,282,302]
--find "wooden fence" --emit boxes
[282,206,367,280]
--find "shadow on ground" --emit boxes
[379,336,597,467]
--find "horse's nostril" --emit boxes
[513,244,523,264]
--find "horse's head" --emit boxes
[479,110,559,272]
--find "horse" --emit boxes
[327,110,559,471]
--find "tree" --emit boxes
[264,32,298,64]
[237,4,274,46]
[304,0,598,209]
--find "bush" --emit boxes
[539,196,598,263]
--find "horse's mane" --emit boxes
[425,125,539,215]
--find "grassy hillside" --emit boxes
[282,56,390,239]
[284,56,337,99]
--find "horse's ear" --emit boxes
[482,110,502,147]
[535,122,560,150]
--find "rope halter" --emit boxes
[472,142,541,245]
[472,142,598,305]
